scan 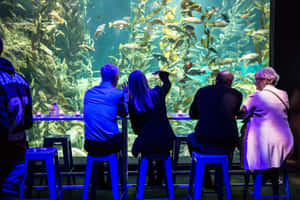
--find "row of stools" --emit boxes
[19,135,291,200]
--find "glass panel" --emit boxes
[0,0,270,159]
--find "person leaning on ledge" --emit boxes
[187,70,243,200]
[83,64,128,187]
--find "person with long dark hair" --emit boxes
[127,70,175,185]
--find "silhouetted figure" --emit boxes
[128,70,175,186]
[0,36,33,199]
[188,70,242,200]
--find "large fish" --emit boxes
[239,53,259,62]
[119,43,140,49]
[109,20,130,29]
[182,17,202,24]
[210,20,228,27]
[93,24,105,41]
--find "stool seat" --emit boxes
[136,153,174,200]
[20,147,63,200]
[187,151,231,200]
[82,154,121,200]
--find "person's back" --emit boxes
[128,70,175,155]
[83,64,127,155]
[84,83,124,141]
[189,70,242,152]
[190,84,242,147]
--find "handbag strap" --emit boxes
[264,89,289,113]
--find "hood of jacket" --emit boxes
[0,57,15,75]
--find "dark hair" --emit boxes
[0,36,3,56]
[128,70,154,113]
[100,64,119,82]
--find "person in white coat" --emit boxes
[242,67,293,183]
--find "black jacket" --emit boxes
[129,72,175,155]
[189,84,242,148]
[0,57,33,142]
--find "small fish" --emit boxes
[210,20,228,27]
[216,58,235,65]
[166,23,184,32]
[182,17,202,24]
[38,90,47,102]
[208,47,218,54]
[183,24,194,32]
[152,53,169,64]
[109,20,130,29]
[251,29,269,38]
[93,24,105,41]
[241,8,254,19]
[49,11,65,24]
[147,18,165,26]
[119,43,140,49]
[221,13,230,23]
[78,44,95,52]
[239,53,259,62]
[186,68,205,75]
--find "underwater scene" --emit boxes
[0,0,270,157]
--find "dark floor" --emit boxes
[22,159,300,200]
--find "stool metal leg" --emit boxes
[221,159,231,200]
[109,155,120,200]
[136,158,148,200]
[164,157,174,200]
[54,153,63,200]
[253,173,263,200]
[187,158,196,200]
[193,160,205,200]
[83,156,93,200]
[283,165,291,200]
[46,157,58,200]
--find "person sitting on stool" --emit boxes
[83,64,127,189]
[187,70,243,200]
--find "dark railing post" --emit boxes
[121,117,128,200]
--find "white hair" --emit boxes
[256,67,280,85]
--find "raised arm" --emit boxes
[158,71,171,96]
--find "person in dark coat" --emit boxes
[128,70,175,185]
[0,36,33,198]
[188,70,242,199]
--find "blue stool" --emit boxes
[244,163,291,200]
[136,153,174,200]
[82,154,120,200]
[187,151,231,200]
[20,147,63,200]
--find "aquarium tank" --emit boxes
[0,0,270,157]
